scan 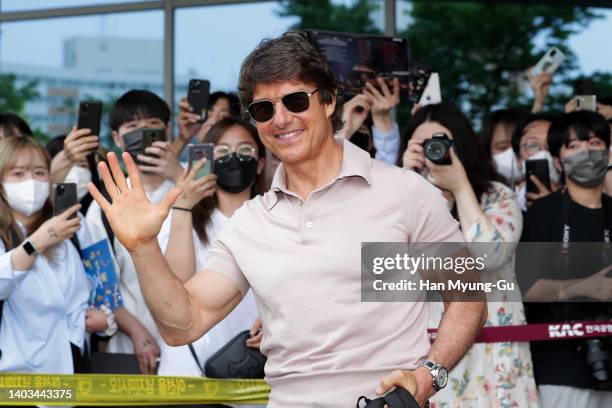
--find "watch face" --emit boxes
[437,367,449,388]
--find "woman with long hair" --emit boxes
[399,103,538,408]
[156,117,264,385]
[0,136,89,374]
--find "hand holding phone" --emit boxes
[187,79,211,122]
[531,47,565,76]
[526,159,551,195]
[188,143,214,179]
[54,183,78,219]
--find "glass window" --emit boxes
[1,0,151,13]
[0,10,163,145]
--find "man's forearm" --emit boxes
[429,301,486,370]
[130,240,200,342]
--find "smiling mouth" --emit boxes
[274,129,303,140]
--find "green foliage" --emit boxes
[0,73,39,114]
[400,1,601,120]
[277,0,382,34]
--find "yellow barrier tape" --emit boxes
[0,373,270,406]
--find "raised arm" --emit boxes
[87,151,242,346]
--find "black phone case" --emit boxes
[204,330,266,379]
[54,183,78,218]
[122,129,144,163]
[141,128,166,153]
[526,159,551,194]
[77,101,102,136]
[188,79,211,121]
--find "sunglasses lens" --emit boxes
[248,101,274,122]
[282,91,310,113]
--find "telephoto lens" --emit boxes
[584,338,612,390]
[423,132,452,165]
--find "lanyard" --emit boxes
[561,191,610,265]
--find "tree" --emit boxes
[0,73,38,114]
[400,1,601,120]
[277,0,381,34]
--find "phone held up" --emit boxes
[188,79,211,123]
[54,183,78,219]
[188,143,214,180]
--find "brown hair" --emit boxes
[0,137,53,248]
[192,117,267,245]
[238,31,342,132]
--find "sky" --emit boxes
[0,1,610,92]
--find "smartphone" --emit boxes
[526,159,551,195]
[77,101,102,136]
[575,95,597,112]
[54,183,78,219]
[123,128,166,163]
[187,79,211,122]
[141,128,167,152]
[531,47,566,76]
[188,143,214,180]
[419,72,441,106]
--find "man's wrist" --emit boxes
[413,366,437,401]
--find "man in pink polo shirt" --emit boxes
[89,32,486,407]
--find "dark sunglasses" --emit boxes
[247,89,319,123]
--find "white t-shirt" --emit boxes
[85,178,176,353]
[156,208,259,377]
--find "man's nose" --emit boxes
[272,101,290,128]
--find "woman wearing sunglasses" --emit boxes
[156,117,265,387]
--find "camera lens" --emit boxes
[425,140,446,161]
[550,50,557,57]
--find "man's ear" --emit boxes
[325,90,337,120]
[257,157,266,175]
[112,131,123,149]
[553,156,564,174]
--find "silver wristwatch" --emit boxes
[420,359,448,391]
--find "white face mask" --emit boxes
[65,165,92,201]
[522,149,561,184]
[493,147,524,185]
[2,179,50,216]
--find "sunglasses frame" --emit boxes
[246,89,319,123]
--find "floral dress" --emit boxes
[429,181,539,408]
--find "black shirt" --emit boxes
[519,190,612,389]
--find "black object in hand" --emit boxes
[423,132,452,165]
[357,386,420,408]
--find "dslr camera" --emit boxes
[423,132,453,165]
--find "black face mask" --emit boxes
[214,153,258,194]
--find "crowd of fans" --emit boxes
[1,29,612,408]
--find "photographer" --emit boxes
[399,102,537,407]
[0,136,89,375]
[480,108,530,186]
[157,118,262,390]
[511,113,561,210]
[336,77,401,165]
[85,89,182,374]
[520,110,612,407]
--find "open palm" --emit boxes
[88,152,181,252]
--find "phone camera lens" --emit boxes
[550,50,557,56]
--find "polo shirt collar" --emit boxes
[267,138,372,210]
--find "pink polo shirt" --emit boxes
[205,139,462,407]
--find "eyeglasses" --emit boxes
[214,143,257,163]
[247,89,319,123]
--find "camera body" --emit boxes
[423,132,453,165]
